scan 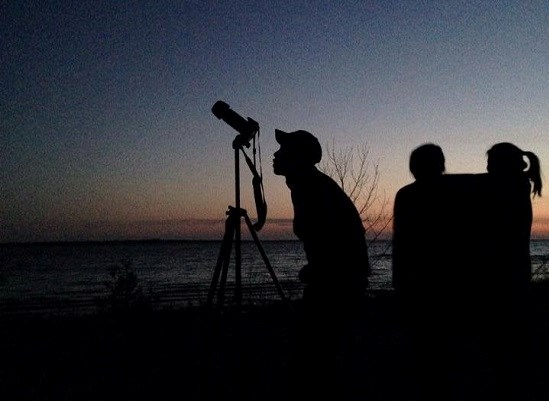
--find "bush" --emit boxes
[96,260,154,314]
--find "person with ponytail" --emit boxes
[481,142,543,401]
[487,142,542,197]
[485,142,542,285]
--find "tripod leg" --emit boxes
[243,213,288,303]
[217,233,233,309]
[207,213,234,308]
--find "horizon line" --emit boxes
[3,236,549,247]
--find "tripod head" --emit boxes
[212,100,267,231]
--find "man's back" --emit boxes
[290,168,370,289]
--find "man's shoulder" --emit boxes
[312,168,336,183]
[306,169,347,195]
[395,182,418,198]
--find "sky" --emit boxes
[1,0,548,243]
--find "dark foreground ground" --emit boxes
[1,286,549,401]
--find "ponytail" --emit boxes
[523,151,542,197]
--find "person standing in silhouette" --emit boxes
[392,143,484,400]
[392,143,458,399]
[480,142,542,401]
[392,143,446,296]
[273,129,370,400]
[484,142,541,292]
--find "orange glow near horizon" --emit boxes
[532,218,549,239]
[3,213,548,244]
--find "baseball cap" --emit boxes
[275,129,322,164]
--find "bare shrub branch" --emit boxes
[319,142,393,268]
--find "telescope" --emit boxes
[207,100,287,310]
[211,100,259,148]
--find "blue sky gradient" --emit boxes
[2,0,548,242]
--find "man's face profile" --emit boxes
[273,144,296,176]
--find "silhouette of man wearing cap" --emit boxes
[273,129,370,400]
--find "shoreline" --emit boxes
[2,280,549,318]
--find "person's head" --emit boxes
[273,129,322,177]
[409,143,445,181]
[487,142,542,197]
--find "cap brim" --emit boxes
[275,129,289,144]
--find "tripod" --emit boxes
[206,136,287,309]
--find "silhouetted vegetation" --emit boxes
[320,142,392,269]
[320,142,392,242]
[95,260,156,314]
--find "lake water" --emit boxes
[1,239,548,316]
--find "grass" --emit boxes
[1,284,549,401]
